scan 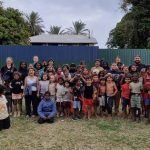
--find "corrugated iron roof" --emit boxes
[30,34,98,44]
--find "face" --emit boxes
[147,69,150,75]
[14,74,19,80]
[100,80,105,85]
[86,79,92,84]
[58,79,63,84]
[65,82,69,87]
[111,63,118,70]
[42,61,47,66]
[43,74,48,80]
[36,63,41,69]
[50,75,55,82]
[48,60,54,66]
[107,76,113,82]
[83,68,89,75]
[95,61,100,67]
[134,56,141,64]
[47,66,53,71]
[76,80,81,86]
[29,68,35,76]
[131,66,137,71]
[123,67,129,74]
[33,56,39,63]
[115,57,121,63]
[93,76,99,82]
[125,78,131,83]
[6,58,13,66]
[21,62,27,68]
[45,94,50,100]
[132,76,138,82]
[57,67,62,73]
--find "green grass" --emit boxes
[1,117,150,150]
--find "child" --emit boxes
[105,74,118,116]
[0,85,10,131]
[63,81,72,118]
[129,73,143,122]
[121,76,131,118]
[37,91,56,124]
[92,74,99,116]
[39,73,49,99]
[72,80,82,120]
[10,72,23,117]
[143,67,150,124]
[48,75,56,102]
[98,77,106,116]
[83,77,96,120]
[56,77,64,117]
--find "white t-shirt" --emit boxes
[48,83,56,96]
[0,95,9,120]
[56,84,64,102]
[62,87,71,102]
[39,80,49,94]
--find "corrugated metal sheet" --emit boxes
[0,45,98,68]
[98,49,150,66]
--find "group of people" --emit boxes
[0,54,150,131]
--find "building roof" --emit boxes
[30,34,98,44]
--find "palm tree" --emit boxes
[47,25,64,34]
[66,20,89,35]
[25,11,44,36]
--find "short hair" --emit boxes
[44,91,50,96]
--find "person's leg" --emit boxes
[13,100,17,117]
[114,91,121,115]
[3,117,10,130]
[25,95,31,116]
[147,104,150,123]
[0,119,3,131]
[47,117,54,123]
[108,96,114,116]
[38,117,45,124]
[137,108,141,122]
[31,92,38,116]
[6,94,12,114]
[17,99,22,117]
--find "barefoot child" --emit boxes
[56,77,64,117]
[10,72,23,117]
[63,81,72,118]
[0,85,10,131]
[98,77,106,116]
[83,77,97,120]
[105,74,118,116]
[129,73,143,122]
[121,76,131,118]
[72,80,82,120]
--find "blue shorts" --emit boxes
[145,98,150,105]
[73,101,81,110]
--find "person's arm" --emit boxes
[112,82,118,96]
[37,101,46,119]
[48,102,56,118]
[23,77,27,96]
[36,77,40,97]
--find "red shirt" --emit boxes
[143,76,150,99]
[121,83,130,99]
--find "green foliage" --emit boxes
[107,0,150,48]
[25,11,44,36]
[48,25,64,34]
[66,20,89,35]
[0,5,30,45]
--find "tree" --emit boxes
[25,11,44,36]
[0,5,30,45]
[66,20,89,35]
[47,25,64,34]
[107,0,150,48]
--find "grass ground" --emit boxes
[1,116,150,150]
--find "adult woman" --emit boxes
[1,57,17,114]
[24,68,39,117]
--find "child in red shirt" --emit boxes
[121,76,131,117]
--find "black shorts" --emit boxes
[0,117,10,131]
[63,101,71,109]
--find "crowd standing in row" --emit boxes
[0,55,150,131]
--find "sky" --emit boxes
[3,0,124,48]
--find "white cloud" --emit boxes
[3,0,124,47]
